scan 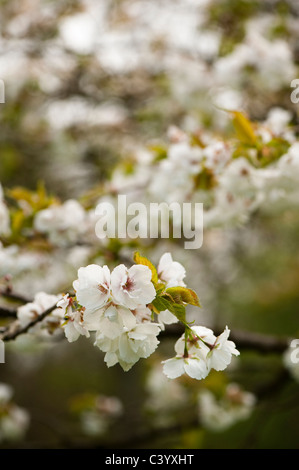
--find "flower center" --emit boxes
[98,283,109,294]
[122,277,135,292]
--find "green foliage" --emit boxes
[231,110,257,146]
[152,295,186,324]
[165,286,201,307]
[228,111,291,168]
[5,182,58,244]
[148,144,168,162]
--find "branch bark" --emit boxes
[0,289,32,304]
[0,303,58,342]
[0,306,17,318]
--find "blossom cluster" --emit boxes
[162,325,239,381]
[58,253,179,372]
[102,110,299,232]
[59,261,160,372]
[17,291,64,336]
[198,383,256,431]
[53,252,239,379]
[1,107,298,263]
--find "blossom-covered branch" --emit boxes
[0,301,60,342]
[0,252,240,381]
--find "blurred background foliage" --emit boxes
[1,0,299,449]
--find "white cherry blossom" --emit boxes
[131,305,152,323]
[0,406,30,443]
[94,305,137,335]
[198,384,256,431]
[57,294,90,342]
[157,253,186,287]
[206,326,240,372]
[63,310,90,343]
[96,322,161,371]
[34,199,87,245]
[56,294,72,315]
[0,383,13,405]
[17,292,62,330]
[162,354,209,380]
[110,264,156,309]
[73,264,111,312]
[174,326,212,358]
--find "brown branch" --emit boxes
[0,306,17,318]
[0,288,32,304]
[229,328,289,354]
[159,324,290,354]
[0,296,291,354]
[0,303,59,342]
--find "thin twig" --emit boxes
[0,289,32,304]
[0,306,17,318]
[0,303,59,342]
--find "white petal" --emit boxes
[118,333,137,363]
[74,264,110,312]
[118,306,137,330]
[158,309,178,325]
[64,322,80,343]
[158,253,172,274]
[191,325,215,343]
[162,357,185,379]
[83,308,104,330]
[98,317,123,339]
[184,357,209,380]
[104,351,119,368]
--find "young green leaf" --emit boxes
[231,110,257,146]
[165,286,201,307]
[152,296,173,313]
[152,295,187,324]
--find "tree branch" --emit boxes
[0,289,32,304]
[0,302,291,354]
[159,324,290,353]
[0,306,17,318]
[0,303,59,342]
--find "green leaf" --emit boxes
[147,144,168,162]
[169,303,186,323]
[165,286,201,307]
[155,282,166,296]
[133,252,158,284]
[152,296,172,313]
[152,295,187,324]
[231,110,257,146]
